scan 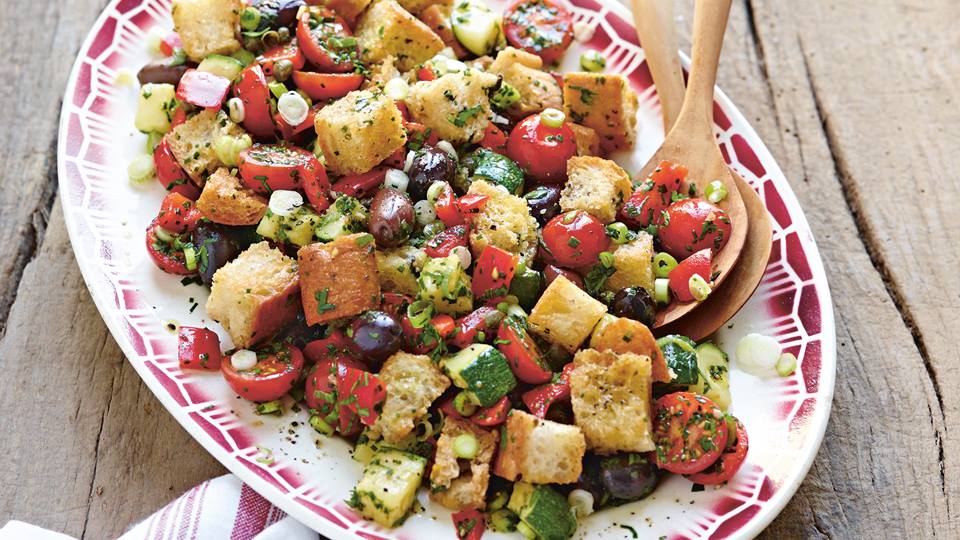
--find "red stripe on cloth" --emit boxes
[188,481,211,540]
[175,484,200,540]
[230,484,273,540]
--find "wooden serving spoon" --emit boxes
[630,0,685,132]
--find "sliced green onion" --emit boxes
[506,304,527,321]
[154,226,176,244]
[688,274,712,301]
[183,245,198,271]
[605,222,633,244]
[169,48,187,67]
[255,400,283,416]
[540,107,566,128]
[240,7,262,31]
[517,521,537,540]
[427,181,448,205]
[145,131,164,153]
[579,50,606,72]
[599,251,614,268]
[407,299,435,329]
[146,27,165,54]
[309,414,335,436]
[706,180,728,203]
[776,352,798,377]
[491,82,521,109]
[654,277,671,305]
[453,391,478,417]
[213,133,253,167]
[453,433,479,459]
[268,81,288,99]
[231,49,256,67]
[653,252,678,278]
[127,154,156,185]
[568,488,595,519]
[384,77,410,100]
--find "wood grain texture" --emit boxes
[0,0,957,538]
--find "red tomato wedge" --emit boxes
[503,0,574,65]
[497,317,552,384]
[652,392,728,475]
[452,508,485,540]
[668,248,712,303]
[303,329,354,364]
[472,246,518,303]
[176,69,231,109]
[157,191,201,233]
[296,11,358,73]
[506,113,576,183]
[619,160,687,228]
[331,167,388,198]
[221,344,305,403]
[238,143,324,194]
[145,220,193,275]
[177,327,221,370]
[456,194,490,216]
[153,139,199,199]
[687,416,749,485]
[448,307,504,349]
[521,363,574,418]
[471,396,511,427]
[479,123,508,152]
[659,198,733,260]
[292,71,364,101]
[234,65,275,140]
[541,210,610,268]
[336,366,387,427]
[259,41,305,77]
[424,224,470,258]
[302,159,332,213]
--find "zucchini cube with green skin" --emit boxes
[417,253,473,315]
[508,482,577,540]
[350,449,427,528]
[467,149,525,195]
[197,54,245,81]
[690,342,731,410]
[134,83,177,133]
[442,344,516,407]
[315,195,370,242]
[256,207,321,247]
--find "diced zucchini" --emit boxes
[465,148,525,195]
[442,344,516,407]
[657,334,699,385]
[509,483,577,540]
[507,481,535,514]
[256,207,321,247]
[417,253,474,315]
[353,430,429,464]
[197,54,245,81]
[134,83,177,133]
[349,449,427,528]
[489,508,519,532]
[509,264,543,310]
[691,342,731,410]
[231,49,256,67]
[315,195,370,242]
[451,0,502,56]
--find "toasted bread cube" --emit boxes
[494,410,585,484]
[363,55,401,90]
[376,245,426,296]
[326,0,374,24]
[355,0,444,71]
[563,72,638,153]
[570,349,654,454]
[370,352,450,444]
[605,232,655,295]
[196,168,267,226]
[298,233,381,325]
[166,110,245,184]
[590,315,671,383]
[559,156,633,224]
[528,276,607,353]
[404,70,499,144]
[171,0,243,63]
[351,449,427,527]
[570,123,601,156]
[430,417,498,510]
[466,180,539,262]
[488,47,562,119]
[205,242,299,348]
[314,90,407,176]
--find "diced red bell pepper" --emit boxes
[159,32,183,57]
[433,182,464,227]
[380,292,414,321]
[258,41,305,76]
[471,246,518,304]
[453,508,486,540]
[448,306,504,349]
[331,167,388,198]
[336,367,386,427]
[424,224,469,258]
[176,69,231,109]
[157,191,201,233]
[382,146,407,168]
[456,194,489,216]
[471,396,510,427]
[497,317,552,384]
[405,122,440,149]
[522,363,575,418]
[177,327,222,370]
[417,65,437,81]
[479,123,507,153]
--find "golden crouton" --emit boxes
[404,70,499,144]
[466,180,539,262]
[430,418,498,510]
[488,47,562,119]
[605,232,655,294]
[376,245,427,296]
[559,156,633,224]
[570,123,601,156]
[314,90,407,176]
[298,233,381,326]
[494,410,585,484]
[371,352,450,444]
[166,110,245,184]
[355,0,444,71]
[196,168,267,226]
[326,0,374,24]
[528,276,608,353]
[171,0,243,63]
[205,242,299,348]
[590,315,671,383]
[563,72,638,153]
[363,56,401,90]
[570,349,654,454]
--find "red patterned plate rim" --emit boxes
[57,0,836,538]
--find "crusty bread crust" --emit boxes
[494,410,585,484]
[298,233,381,326]
[528,275,608,353]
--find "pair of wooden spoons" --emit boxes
[630,0,773,340]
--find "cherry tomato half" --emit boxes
[652,392,728,475]
[302,158,332,213]
[259,41,305,77]
[401,314,453,355]
[292,71,364,101]
[177,326,222,370]
[687,416,749,485]
[222,344,305,403]
[506,113,576,183]
[668,248,712,303]
[234,65,275,140]
[153,139,199,199]
[145,220,193,275]
[238,143,323,193]
[331,166,388,198]
[659,198,733,259]
[497,317,553,384]
[336,366,387,427]
[297,10,358,73]
[503,0,574,65]
[304,355,365,435]
[479,123,508,153]
[157,191,201,234]
[619,160,687,228]
[424,224,469,258]
[472,246,518,304]
[541,210,610,267]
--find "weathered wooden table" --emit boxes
[1,0,957,538]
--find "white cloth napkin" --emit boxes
[0,475,319,540]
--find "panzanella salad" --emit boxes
[136,0,746,536]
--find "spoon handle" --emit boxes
[630,0,685,132]
[680,0,732,124]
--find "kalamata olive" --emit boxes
[369,188,415,247]
[275,0,306,27]
[610,287,656,327]
[192,223,241,287]
[523,185,562,226]
[408,145,456,201]
[276,310,326,348]
[349,310,403,366]
[576,454,607,504]
[137,59,189,86]
[599,453,659,501]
